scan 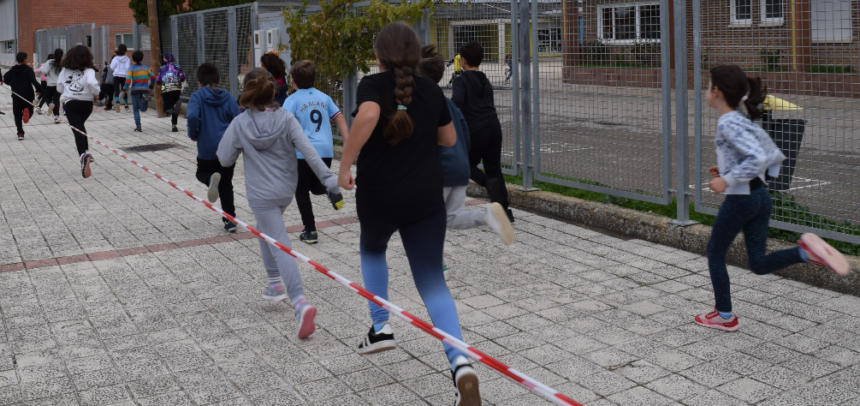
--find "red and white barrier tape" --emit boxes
[6,90,583,406]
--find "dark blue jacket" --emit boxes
[187,86,241,160]
[440,97,470,187]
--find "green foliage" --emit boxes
[502,173,860,257]
[807,65,854,73]
[129,0,252,25]
[759,48,782,71]
[282,0,442,82]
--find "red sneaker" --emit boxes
[23,108,30,124]
[799,233,849,276]
[17,133,24,141]
[695,308,740,332]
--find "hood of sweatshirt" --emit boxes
[244,108,290,150]
[115,56,130,64]
[200,86,233,108]
[162,51,176,64]
[462,71,490,96]
[7,64,29,77]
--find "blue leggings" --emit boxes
[708,187,805,313]
[358,203,466,365]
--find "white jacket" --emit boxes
[57,68,100,103]
[41,60,62,87]
[110,55,131,78]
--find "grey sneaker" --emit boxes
[263,285,287,302]
[296,302,317,339]
[208,173,221,203]
[484,203,514,245]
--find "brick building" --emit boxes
[0,0,135,64]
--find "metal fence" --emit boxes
[35,23,154,71]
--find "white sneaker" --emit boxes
[208,173,221,203]
[452,356,481,406]
[484,203,514,245]
[54,116,61,124]
[799,233,849,275]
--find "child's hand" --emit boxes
[708,177,728,194]
[327,191,344,210]
[338,170,354,190]
[707,166,720,179]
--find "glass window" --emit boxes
[598,3,661,43]
[640,4,661,40]
[115,33,133,48]
[732,0,752,24]
[762,0,783,23]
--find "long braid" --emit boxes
[386,65,414,144]
[376,22,420,145]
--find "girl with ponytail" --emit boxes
[696,65,848,333]
[338,22,481,405]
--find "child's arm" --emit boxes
[28,69,41,96]
[186,95,202,140]
[86,69,100,98]
[718,123,767,188]
[216,121,242,167]
[338,101,380,190]
[334,114,349,146]
[290,118,343,209]
[451,76,465,108]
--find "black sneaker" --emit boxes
[172,126,178,133]
[134,127,142,133]
[80,152,93,178]
[357,324,396,355]
[299,230,318,244]
[223,219,238,233]
[327,191,344,210]
[451,356,481,406]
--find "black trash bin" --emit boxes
[762,110,806,191]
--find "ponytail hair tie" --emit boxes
[397,105,407,111]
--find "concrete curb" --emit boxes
[465,182,860,296]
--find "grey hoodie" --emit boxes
[217,108,339,206]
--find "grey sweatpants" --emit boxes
[444,186,486,230]
[251,200,305,306]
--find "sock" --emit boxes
[373,321,389,333]
[798,247,809,262]
[451,355,469,371]
[718,311,733,320]
[268,276,281,287]
[293,297,307,310]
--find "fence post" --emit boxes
[228,7,238,98]
[670,0,696,226]
[692,0,703,216]
[133,23,139,50]
[197,13,205,64]
[171,17,178,62]
[528,0,541,192]
[517,0,537,192]
[660,0,672,202]
[510,0,520,178]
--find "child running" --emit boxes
[282,60,350,244]
[339,22,481,406]
[100,60,114,111]
[110,44,131,113]
[260,52,289,106]
[187,62,241,233]
[696,65,849,332]
[40,49,63,123]
[3,52,41,140]
[155,51,186,132]
[217,68,344,339]
[57,45,100,179]
[123,50,154,132]
[419,45,514,279]
[33,55,51,113]
[452,41,513,223]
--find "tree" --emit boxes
[130,0,252,25]
[282,0,443,82]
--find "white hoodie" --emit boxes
[41,60,62,87]
[110,55,131,78]
[57,68,100,103]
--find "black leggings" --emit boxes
[42,86,60,116]
[468,120,509,209]
[295,158,332,231]
[113,76,127,104]
[65,100,93,155]
[37,81,48,107]
[12,98,33,134]
[162,90,181,125]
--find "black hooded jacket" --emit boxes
[3,64,41,101]
[450,70,499,133]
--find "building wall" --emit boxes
[17,0,135,59]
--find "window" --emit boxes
[115,33,133,49]
[812,0,852,43]
[598,3,660,43]
[730,0,752,25]
[761,0,783,24]
[1,40,14,54]
[139,32,151,51]
[538,28,562,53]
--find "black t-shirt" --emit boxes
[353,71,452,208]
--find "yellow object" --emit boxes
[762,95,802,111]
[454,55,461,72]
[334,200,344,210]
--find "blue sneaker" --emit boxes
[263,285,287,302]
[223,219,238,233]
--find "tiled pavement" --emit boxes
[3,85,860,406]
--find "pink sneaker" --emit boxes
[799,233,849,276]
[695,308,740,332]
[296,303,317,339]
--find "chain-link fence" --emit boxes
[693,0,860,244]
[35,23,153,72]
[34,24,93,65]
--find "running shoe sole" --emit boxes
[489,203,515,245]
[455,368,481,406]
[23,108,30,124]
[82,154,92,179]
[356,339,397,355]
[116,104,121,113]
[208,173,221,203]
[262,292,287,302]
[799,233,849,275]
[297,305,317,339]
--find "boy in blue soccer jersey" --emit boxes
[283,60,350,244]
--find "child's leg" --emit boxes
[294,159,317,232]
[251,203,306,306]
[113,77,123,103]
[12,99,24,134]
[743,188,805,274]
[444,186,485,230]
[399,206,467,365]
[467,127,490,187]
[706,194,758,314]
[65,101,91,154]
[481,121,510,210]
[358,205,399,326]
[50,87,61,116]
[216,163,237,219]
[131,95,141,128]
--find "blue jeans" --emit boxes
[505,61,513,81]
[707,187,804,313]
[131,93,148,128]
[357,202,466,365]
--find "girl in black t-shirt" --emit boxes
[338,22,482,406]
